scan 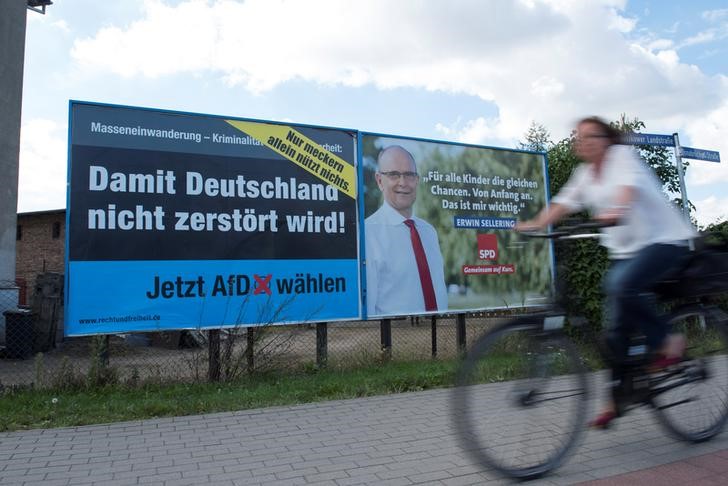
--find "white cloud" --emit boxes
[71,0,218,80]
[70,0,728,147]
[678,29,721,49]
[71,0,572,96]
[646,38,674,51]
[51,20,71,34]
[665,21,680,35]
[685,94,728,187]
[608,12,637,33]
[17,119,67,213]
[702,9,728,23]
[436,116,513,147]
[694,195,728,228]
[673,12,728,50]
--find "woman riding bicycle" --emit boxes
[515,116,697,428]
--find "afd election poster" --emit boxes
[66,102,360,336]
[360,134,552,318]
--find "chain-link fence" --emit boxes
[1,278,509,390]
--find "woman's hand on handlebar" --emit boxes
[595,207,626,226]
[514,220,544,233]
[515,203,569,233]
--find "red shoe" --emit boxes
[650,354,682,372]
[589,410,618,429]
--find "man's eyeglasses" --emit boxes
[379,171,418,182]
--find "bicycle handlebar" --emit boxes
[518,221,613,240]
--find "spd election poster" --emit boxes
[360,133,551,319]
[66,101,360,336]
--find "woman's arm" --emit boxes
[515,202,570,231]
[595,185,635,225]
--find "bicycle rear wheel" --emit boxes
[652,305,728,442]
[451,316,588,480]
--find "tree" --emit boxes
[704,220,728,246]
[518,121,552,152]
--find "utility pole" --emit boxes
[672,132,691,221]
[1,1,53,342]
[0,0,28,340]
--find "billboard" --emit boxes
[66,102,360,336]
[65,102,554,334]
[360,134,552,318]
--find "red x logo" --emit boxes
[253,274,272,295]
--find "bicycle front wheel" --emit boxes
[651,305,728,442]
[451,316,588,480]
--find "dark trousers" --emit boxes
[603,243,691,383]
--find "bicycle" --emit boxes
[451,222,728,480]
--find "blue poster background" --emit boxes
[67,259,358,335]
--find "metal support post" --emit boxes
[456,314,467,354]
[316,322,328,368]
[380,319,392,361]
[431,316,437,358]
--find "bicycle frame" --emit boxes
[452,223,728,480]
[520,223,717,412]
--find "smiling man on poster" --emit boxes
[365,145,448,317]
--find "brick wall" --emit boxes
[15,209,65,304]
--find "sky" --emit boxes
[18,0,728,227]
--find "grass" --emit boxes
[0,337,613,433]
[0,335,648,434]
[0,359,459,432]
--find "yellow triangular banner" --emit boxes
[226,120,356,199]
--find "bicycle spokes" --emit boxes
[452,318,588,480]
[651,306,728,442]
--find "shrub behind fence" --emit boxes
[0,314,503,391]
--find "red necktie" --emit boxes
[404,219,437,311]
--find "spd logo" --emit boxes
[477,234,498,260]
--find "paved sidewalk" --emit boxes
[1,374,728,485]
[577,449,728,485]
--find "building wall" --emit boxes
[15,210,65,304]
